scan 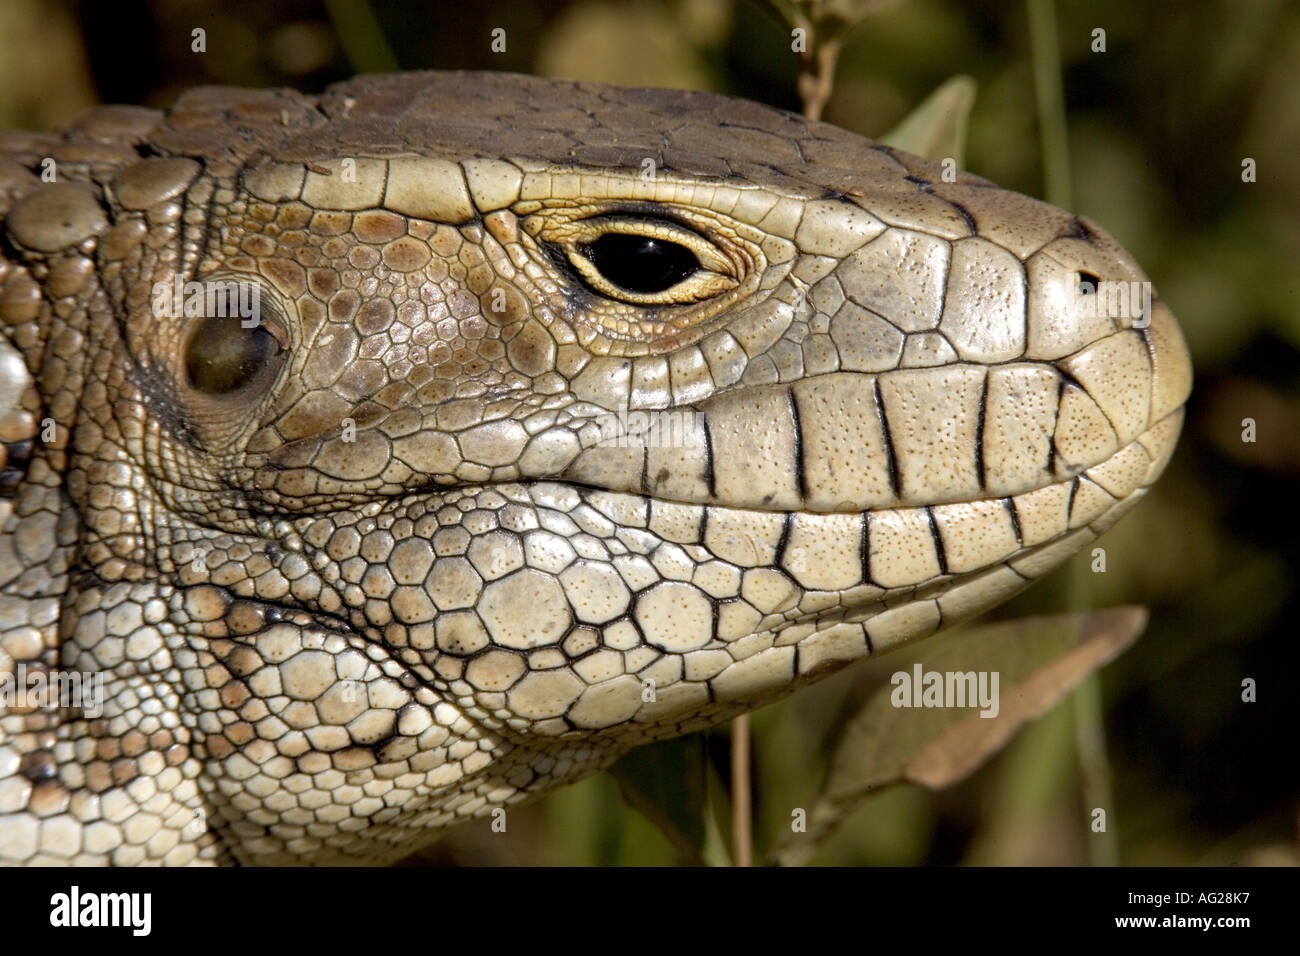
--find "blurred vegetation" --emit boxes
[2,0,1296,866]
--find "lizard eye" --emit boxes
[581,232,701,294]
[185,319,282,394]
[182,286,286,395]
[533,214,740,306]
[185,318,283,394]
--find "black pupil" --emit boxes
[583,232,700,294]
[184,316,279,395]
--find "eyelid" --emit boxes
[567,241,736,306]
[570,217,735,275]
[518,202,768,332]
[523,211,738,274]
[252,313,290,349]
[194,278,290,346]
[524,212,742,306]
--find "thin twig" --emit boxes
[1073,664,1120,864]
[797,37,843,122]
[731,713,753,867]
[728,6,845,871]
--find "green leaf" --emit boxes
[773,606,1147,865]
[879,74,977,165]
[608,732,709,865]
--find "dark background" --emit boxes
[2,0,1296,865]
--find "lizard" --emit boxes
[0,71,1191,865]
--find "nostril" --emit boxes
[1077,271,1101,293]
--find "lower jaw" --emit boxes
[516,405,1182,618]
[436,412,1174,729]
[751,483,1148,665]
[277,408,1179,723]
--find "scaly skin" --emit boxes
[0,72,1191,865]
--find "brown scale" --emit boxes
[174,198,555,518]
[0,268,49,498]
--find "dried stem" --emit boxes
[731,713,753,866]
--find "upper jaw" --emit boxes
[557,300,1192,517]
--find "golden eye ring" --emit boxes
[561,217,739,305]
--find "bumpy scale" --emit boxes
[0,72,1191,865]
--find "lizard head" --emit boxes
[0,71,1191,864]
